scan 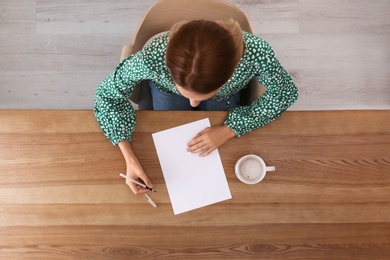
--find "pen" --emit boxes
[119,173,157,192]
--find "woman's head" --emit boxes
[166,19,244,96]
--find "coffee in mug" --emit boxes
[235,154,275,184]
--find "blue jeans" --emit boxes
[149,81,240,111]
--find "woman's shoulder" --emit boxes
[142,33,169,56]
[242,31,273,52]
[240,31,275,68]
[140,32,170,70]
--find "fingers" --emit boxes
[187,128,210,147]
[141,175,153,189]
[198,147,215,157]
[187,128,218,156]
[187,142,216,155]
[124,166,154,195]
[187,138,216,157]
[126,180,150,195]
[187,139,207,153]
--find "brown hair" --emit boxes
[166,20,243,94]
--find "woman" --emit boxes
[94,20,298,195]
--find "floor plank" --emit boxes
[0,0,36,33]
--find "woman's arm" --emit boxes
[224,41,298,137]
[118,141,154,194]
[187,39,298,156]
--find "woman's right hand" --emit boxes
[125,160,154,195]
[118,141,154,195]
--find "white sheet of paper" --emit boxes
[152,118,232,215]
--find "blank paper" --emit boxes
[152,118,232,215]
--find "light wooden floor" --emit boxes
[0,0,389,110]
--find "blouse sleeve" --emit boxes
[224,41,298,137]
[94,52,149,145]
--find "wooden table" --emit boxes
[1,110,389,259]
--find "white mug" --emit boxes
[235,154,275,184]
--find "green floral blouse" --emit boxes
[94,31,298,145]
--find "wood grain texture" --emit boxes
[0,0,389,109]
[0,110,389,259]
[36,0,152,35]
[0,0,36,33]
[0,71,108,109]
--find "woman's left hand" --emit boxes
[187,125,236,157]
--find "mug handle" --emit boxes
[266,166,276,172]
